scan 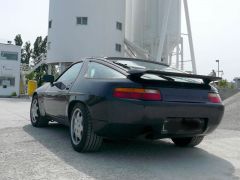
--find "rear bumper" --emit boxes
[91,100,224,138]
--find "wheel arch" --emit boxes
[32,92,38,98]
[67,100,88,122]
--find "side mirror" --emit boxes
[43,75,54,83]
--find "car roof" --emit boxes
[83,57,169,67]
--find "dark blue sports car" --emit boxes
[30,57,224,152]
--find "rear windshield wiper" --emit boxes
[142,74,175,82]
[113,61,146,70]
[112,61,130,69]
[113,62,175,82]
[157,74,175,82]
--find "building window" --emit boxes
[49,20,52,29]
[116,22,122,31]
[115,44,122,52]
[0,51,18,61]
[76,17,88,25]
[0,77,15,87]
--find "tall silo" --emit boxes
[47,0,125,69]
[125,0,181,64]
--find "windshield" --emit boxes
[113,59,203,84]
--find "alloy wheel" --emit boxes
[31,99,39,123]
[71,108,84,145]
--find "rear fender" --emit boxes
[67,94,90,122]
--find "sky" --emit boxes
[187,0,240,81]
[0,0,49,43]
[0,0,239,81]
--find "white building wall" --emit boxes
[47,0,125,64]
[0,44,21,96]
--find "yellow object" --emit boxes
[28,80,37,96]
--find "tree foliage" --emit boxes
[218,80,228,88]
[32,36,43,60]
[32,36,48,86]
[14,34,23,46]
[22,42,32,65]
[25,72,35,81]
[217,79,235,89]
[15,34,48,87]
[14,34,25,63]
[40,36,48,54]
[14,34,47,86]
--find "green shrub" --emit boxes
[11,92,17,97]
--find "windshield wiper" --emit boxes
[113,61,147,70]
[143,74,175,82]
[156,74,175,82]
[113,62,175,82]
[113,61,130,69]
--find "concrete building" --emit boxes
[47,0,125,71]
[0,43,21,96]
[46,0,196,74]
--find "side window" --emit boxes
[85,62,126,79]
[57,62,83,85]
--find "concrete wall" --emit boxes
[234,78,240,89]
[218,88,240,101]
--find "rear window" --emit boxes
[86,62,126,79]
[113,60,203,84]
[114,60,181,72]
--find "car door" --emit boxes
[44,62,83,119]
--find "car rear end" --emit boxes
[94,58,224,139]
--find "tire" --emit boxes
[171,136,204,147]
[70,103,103,153]
[30,95,49,127]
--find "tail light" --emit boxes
[208,93,222,103]
[113,88,162,101]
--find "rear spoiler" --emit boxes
[127,69,222,84]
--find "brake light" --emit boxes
[113,88,162,101]
[208,93,222,103]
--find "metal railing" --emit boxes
[20,53,46,75]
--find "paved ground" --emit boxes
[0,96,240,180]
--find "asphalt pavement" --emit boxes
[0,96,239,180]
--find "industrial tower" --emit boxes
[45,0,196,74]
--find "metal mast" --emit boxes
[183,0,197,74]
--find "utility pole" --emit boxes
[216,60,220,77]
